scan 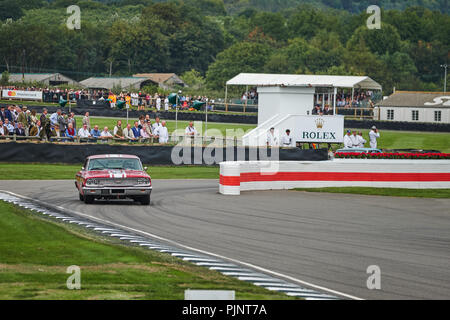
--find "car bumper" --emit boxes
[82,186,152,197]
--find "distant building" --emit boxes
[377,91,450,124]
[133,73,185,89]
[79,77,157,91]
[8,73,79,86]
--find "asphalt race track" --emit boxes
[2,180,449,300]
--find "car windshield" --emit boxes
[87,158,143,171]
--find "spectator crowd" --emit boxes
[0,104,179,144]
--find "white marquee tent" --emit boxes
[226,73,382,90]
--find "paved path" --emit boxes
[2,180,449,299]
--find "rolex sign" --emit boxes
[295,115,344,143]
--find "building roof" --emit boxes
[378,91,450,108]
[8,73,76,83]
[79,77,156,90]
[133,73,184,84]
[226,73,382,90]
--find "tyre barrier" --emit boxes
[219,159,450,195]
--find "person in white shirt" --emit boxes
[357,131,367,148]
[131,92,139,106]
[156,121,169,144]
[156,96,162,111]
[50,110,60,126]
[343,130,353,149]
[100,127,113,139]
[267,128,279,147]
[78,124,91,139]
[369,126,380,149]
[350,131,359,148]
[281,129,293,147]
[164,97,169,111]
[185,122,197,136]
[0,120,6,136]
[152,117,163,133]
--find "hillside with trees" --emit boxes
[0,0,448,94]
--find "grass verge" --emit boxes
[294,187,450,199]
[0,201,293,300]
[0,163,219,180]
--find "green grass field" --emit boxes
[72,116,450,152]
[0,164,220,180]
[76,116,256,138]
[294,187,450,198]
[347,129,450,153]
[0,201,293,300]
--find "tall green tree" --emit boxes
[206,41,273,89]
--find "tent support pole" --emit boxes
[351,87,355,106]
[333,87,337,115]
[225,85,228,112]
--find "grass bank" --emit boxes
[294,187,450,199]
[0,163,220,180]
[0,201,292,300]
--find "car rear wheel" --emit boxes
[84,195,95,204]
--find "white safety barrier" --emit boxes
[219,159,450,195]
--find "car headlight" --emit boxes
[86,178,100,186]
[137,178,150,185]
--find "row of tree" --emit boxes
[0,0,448,94]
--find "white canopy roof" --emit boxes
[226,73,382,90]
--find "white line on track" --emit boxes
[0,189,363,300]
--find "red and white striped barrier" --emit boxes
[219,160,450,195]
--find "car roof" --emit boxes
[87,154,140,160]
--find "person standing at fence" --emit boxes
[50,109,59,126]
[100,127,113,141]
[164,96,169,111]
[113,120,125,139]
[281,129,293,147]
[350,131,359,148]
[65,123,76,140]
[4,119,14,135]
[0,120,7,136]
[156,121,169,144]
[185,122,197,136]
[267,128,279,147]
[68,112,76,131]
[124,123,136,141]
[0,106,7,122]
[58,112,68,136]
[357,131,367,148]
[132,121,141,139]
[18,107,28,134]
[109,92,116,109]
[156,96,162,111]
[82,112,91,131]
[369,126,380,149]
[343,130,353,149]
[152,117,163,134]
[90,125,101,139]
[78,124,91,139]
[29,120,41,137]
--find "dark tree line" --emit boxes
[0,0,448,94]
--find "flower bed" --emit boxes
[334,152,450,160]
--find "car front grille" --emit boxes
[98,178,139,186]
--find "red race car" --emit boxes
[75,154,152,205]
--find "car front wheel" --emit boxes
[84,195,95,204]
[139,195,150,206]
